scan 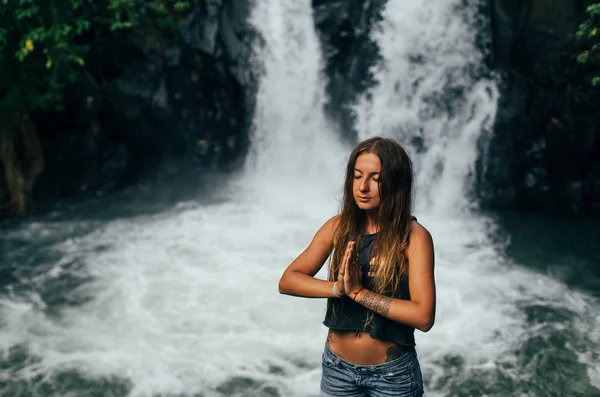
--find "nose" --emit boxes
[359,178,369,192]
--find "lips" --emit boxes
[357,197,370,202]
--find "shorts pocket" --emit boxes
[378,365,413,385]
[322,352,339,369]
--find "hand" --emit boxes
[341,241,362,298]
[335,241,353,296]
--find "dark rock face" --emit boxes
[182,0,254,87]
[482,0,600,216]
[312,0,386,137]
[20,0,257,212]
[101,0,256,178]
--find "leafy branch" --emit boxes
[576,3,600,86]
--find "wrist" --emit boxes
[332,281,342,298]
[349,287,365,301]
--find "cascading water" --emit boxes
[241,0,348,205]
[0,1,598,397]
[353,0,498,216]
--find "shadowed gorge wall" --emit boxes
[0,0,256,216]
[483,0,599,216]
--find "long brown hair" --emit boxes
[330,137,414,300]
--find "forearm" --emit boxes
[352,289,434,332]
[279,271,337,298]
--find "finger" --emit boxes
[343,246,351,266]
[344,250,352,262]
[343,262,349,290]
[344,244,350,258]
[345,258,350,280]
[344,242,353,261]
[340,246,350,278]
[346,241,354,255]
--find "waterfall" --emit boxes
[352,0,499,216]
[244,0,346,187]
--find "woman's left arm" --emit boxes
[344,223,436,332]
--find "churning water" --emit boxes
[1,1,599,396]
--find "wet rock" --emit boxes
[481,0,600,216]
[2,0,256,218]
[216,376,280,397]
[80,0,254,184]
[312,0,387,136]
[182,0,255,86]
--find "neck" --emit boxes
[364,211,379,234]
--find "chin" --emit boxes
[356,202,379,211]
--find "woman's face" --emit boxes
[353,152,381,211]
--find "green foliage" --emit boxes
[106,0,191,51]
[0,0,192,118]
[576,3,600,86]
[0,1,86,114]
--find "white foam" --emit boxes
[0,192,332,396]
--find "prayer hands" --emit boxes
[337,241,363,299]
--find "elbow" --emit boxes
[278,275,290,295]
[417,315,435,333]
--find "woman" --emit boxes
[278,137,435,397]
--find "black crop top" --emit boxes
[322,232,416,347]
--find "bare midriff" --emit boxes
[327,329,402,365]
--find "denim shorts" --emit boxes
[320,342,424,397]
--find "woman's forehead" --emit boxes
[355,153,381,171]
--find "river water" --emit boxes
[1,1,599,396]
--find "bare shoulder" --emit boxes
[327,214,341,230]
[409,219,433,243]
[314,214,340,243]
[407,219,434,261]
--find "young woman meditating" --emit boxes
[279,136,436,397]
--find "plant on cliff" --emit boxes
[0,0,191,214]
[576,3,600,86]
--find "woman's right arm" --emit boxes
[278,216,340,298]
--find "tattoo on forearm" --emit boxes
[358,291,392,316]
